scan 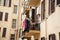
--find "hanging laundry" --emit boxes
[22,19,27,31]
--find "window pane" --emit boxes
[59,32,60,40]
[10,34,15,40]
[0,0,1,5]
[14,5,17,13]
[0,27,1,40]
[2,28,7,37]
[4,0,6,6]
[41,37,45,40]
[9,0,11,7]
[0,27,1,31]
[0,12,3,21]
[6,0,9,7]
[57,0,60,5]
[49,0,55,15]
[41,0,45,21]
[5,13,8,21]
[1,0,4,6]
[4,0,11,7]
[12,19,16,28]
[32,9,35,22]
[49,34,56,40]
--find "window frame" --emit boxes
[2,28,7,37]
[5,13,8,21]
[10,34,15,40]
[41,0,45,21]
[0,12,3,21]
[4,0,11,7]
[41,37,45,40]
[13,5,18,14]
[12,19,16,28]
[56,0,60,7]
[48,0,55,16]
[49,34,56,40]
[59,32,60,40]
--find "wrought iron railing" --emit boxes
[30,23,40,31]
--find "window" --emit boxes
[19,29,21,38]
[5,13,8,21]
[14,5,17,13]
[41,0,45,21]
[4,0,6,6]
[0,0,1,5]
[41,37,45,40]
[0,12,3,21]
[0,27,1,33]
[6,0,10,7]
[4,0,11,7]
[0,28,1,31]
[0,0,5,6]
[49,0,55,15]
[2,28,7,37]
[0,27,1,37]
[59,32,60,40]
[32,9,36,22]
[57,0,60,5]
[49,34,56,40]
[12,19,16,28]
[9,0,11,7]
[10,34,15,40]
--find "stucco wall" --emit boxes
[40,7,60,40]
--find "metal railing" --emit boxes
[30,23,40,31]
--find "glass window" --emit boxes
[49,34,56,40]
[10,34,15,40]
[9,0,11,7]
[0,12,3,21]
[0,0,1,5]
[4,0,6,6]
[14,5,17,13]
[6,0,9,7]
[41,37,45,40]
[57,0,60,5]
[41,0,45,21]
[49,0,55,15]
[4,0,11,7]
[59,32,60,40]
[12,19,16,28]
[2,28,7,37]
[5,13,8,21]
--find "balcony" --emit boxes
[24,30,40,37]
[30,24,40,31]
[23,0,41,11]
[22,23,40,37]
[28,0,40,7]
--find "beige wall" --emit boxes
[0,0,23,40]
[40,0,60,40]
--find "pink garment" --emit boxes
[22,19,27,31]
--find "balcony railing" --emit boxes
[30,23,40,31]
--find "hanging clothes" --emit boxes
[24,18,30,32]
[22,19,27,31]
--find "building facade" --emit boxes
[40,0,60,40]
[0,0,23,40]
